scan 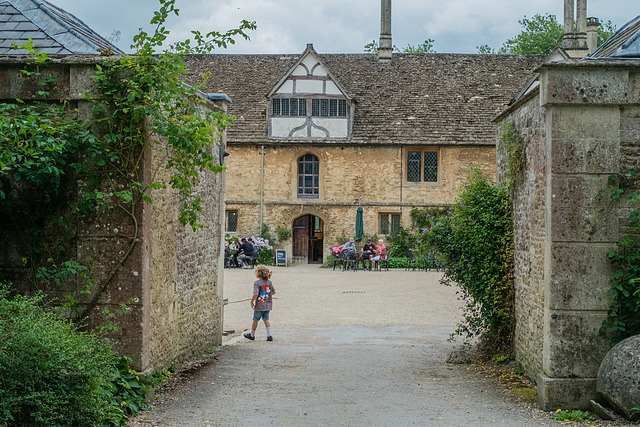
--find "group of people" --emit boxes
[334,237,387,270]
[226,237,256,269]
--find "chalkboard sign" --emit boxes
[275,250,287,266]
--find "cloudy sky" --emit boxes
[53,0,633,54]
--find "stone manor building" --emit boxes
[183,13,542,263]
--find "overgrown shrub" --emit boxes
[417,166,515,356]
[0,287,117,426]
[102,356,169,426]
[386,226,413,258]
[601,170,640,345]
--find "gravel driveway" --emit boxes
[132,264,630,426]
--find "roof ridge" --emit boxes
[30,0,100,52]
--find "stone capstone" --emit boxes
[597,335,640,421]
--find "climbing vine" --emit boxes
[601,169,640,345]
[0,0,256,320]
[498,120,525,194]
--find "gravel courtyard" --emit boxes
[132,264,630,426]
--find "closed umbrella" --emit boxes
[355,206,363,242]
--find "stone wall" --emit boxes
[497,61,640,410]
[0,58,227,372]
[497,93,548,380]
[225,143,496,259]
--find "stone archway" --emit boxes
[292,215,324,264]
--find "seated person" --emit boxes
[236,238,254,269]
[371,239,387,270]
[342,238,357,269]
[362,238,377,270]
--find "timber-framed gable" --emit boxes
[267,44,353,139]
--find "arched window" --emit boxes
[298,154,319,198]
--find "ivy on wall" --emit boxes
[601,170,640,345]
[0,0,256,321]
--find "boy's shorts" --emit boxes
[253,310,270,321]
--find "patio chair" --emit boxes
[332,253,343,271]
[405,249,417,271]
[246,247,262,269]
[424,252,439,272]
[342,249,357,271]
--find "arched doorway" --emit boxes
[292,215,324,264]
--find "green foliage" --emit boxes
[499,14,563,55]
[102,356,169,426]
[601,169,640,345]
[417,166,515,356]
[498,121,525,191]
[598,20,617,46]
[551,410,593,422]
[0,287,117,426]
[386,226,413,258]
[364,38,436,53]
[476,44,496,54]
[276,225,292,243]
[495,14,617,56]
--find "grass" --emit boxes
[551,410,593,422]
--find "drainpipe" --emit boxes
[260,145,265,237]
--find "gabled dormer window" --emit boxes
[267,44,353,139]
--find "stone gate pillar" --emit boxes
[536,65,624,409]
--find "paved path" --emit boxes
[132,265,612,426]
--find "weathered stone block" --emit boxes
[548,243,614,310]
[537,373,597,411]
[541,68,629,105]
[550,137,620,174]
[549,106,620,141]
[543,310,610,378]
[69,64,100,99]
[550,175,619,243]
[597,335,640,421]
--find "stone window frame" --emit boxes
[225,210,238,233]
[297,153,320,199]
[379,213,401,235]
[405,148,439,184]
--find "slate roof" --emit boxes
[0,0,122,55]
[183,53,543,146]
[590,15,640,58]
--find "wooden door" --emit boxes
[292,216,309,258]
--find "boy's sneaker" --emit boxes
[243,333,255,341]
[266,336,273,341]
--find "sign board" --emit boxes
[275,250,287,266]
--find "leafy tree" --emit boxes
[598,20,617,45]
[364,38,436,53]
[476,44,496,54]
[480,14,617,55]
[498,14,564,55]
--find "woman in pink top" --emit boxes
[371,239,387,270]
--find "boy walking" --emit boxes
[244,265,276,341]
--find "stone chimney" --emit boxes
[562,0,589,57]
[586,17,601,54]
[379,0,392,61]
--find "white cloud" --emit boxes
[51,0,634,55]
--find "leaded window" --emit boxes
[321,99,329,116]
[226,210,238,232]
[272,98,306,116]
[379,213,401,235]
[338,99,347,117]
[407,150,438,183]
[297,154,319,198]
